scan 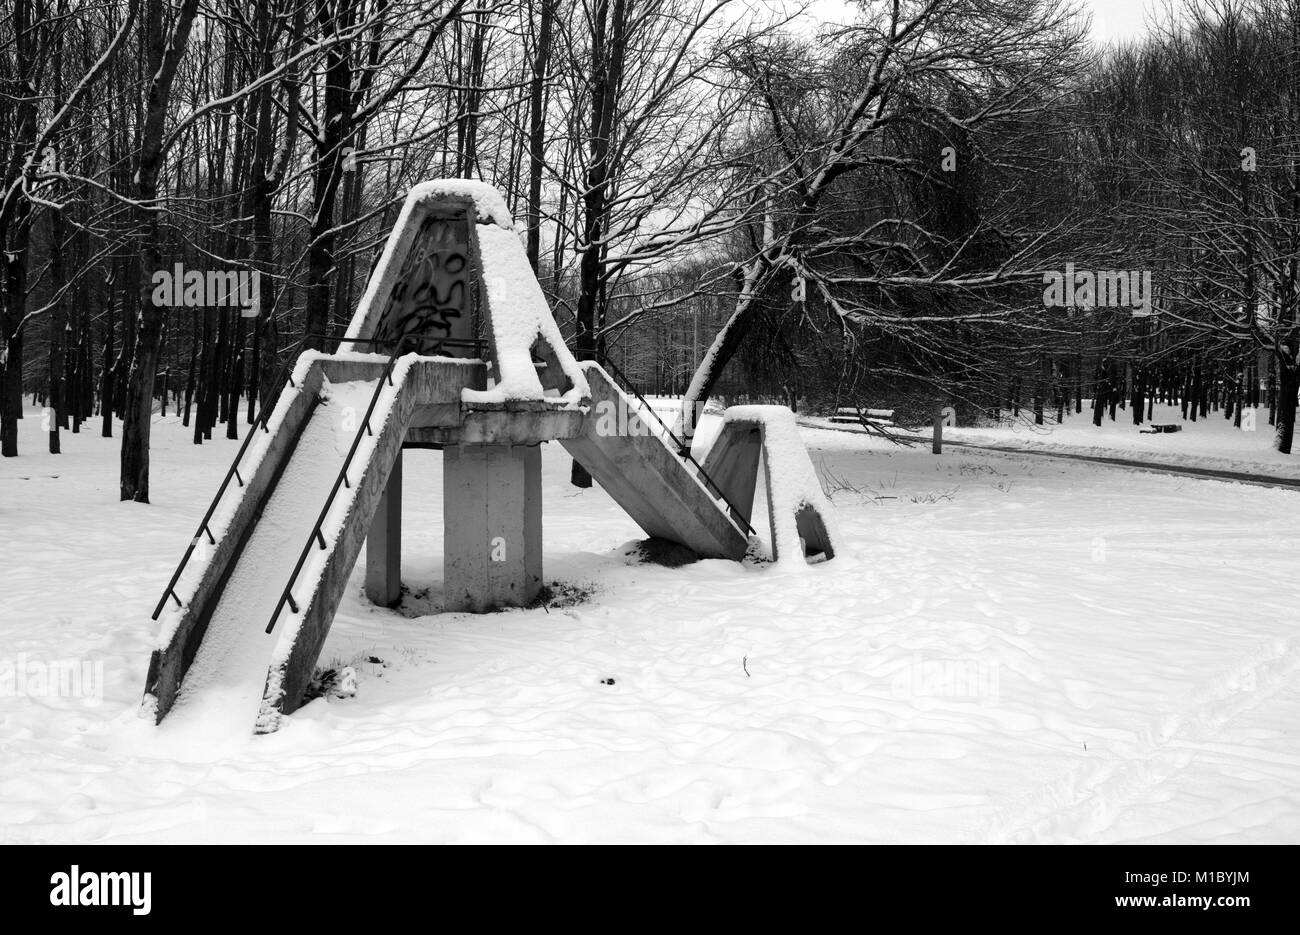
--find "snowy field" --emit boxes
[2,403,1299,843]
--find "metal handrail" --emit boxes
[580,348,756,537]
[150,332,312,620]
[262,343,408,635]
[150,332,487,622]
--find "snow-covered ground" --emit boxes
[803,401,1300,479]
[2,402,1299,843]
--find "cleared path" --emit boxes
[798,420,1300,492]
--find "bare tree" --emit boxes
[675,0,1086,447]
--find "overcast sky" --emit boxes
[801,0,1166,44]
[1085,0,1163,42]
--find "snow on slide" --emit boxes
[716,405,841,563]
[461,222,588,408]
[161,378,381,739]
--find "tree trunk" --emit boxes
[0,0,38,458]
[1131,368,1143,425]
[570,0,629,487]
[525,0,553,272]
[102,312,116,436]
[1274,340,1298,454]
[304,0,354,349]
[119,0,202,502]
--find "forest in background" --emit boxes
[1,0,1298,503]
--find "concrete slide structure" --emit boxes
[144,352,753,735]
[700,407,839,563]
[144,353,483,733]
[560,363,751,562]
[142,180,835,734]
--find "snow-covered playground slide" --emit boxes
[558,364,839,564]
[156,375,384,736]
[141,180,838,734]
[560,363,753,562]
[143,351,835,733]
[143,352,478,734]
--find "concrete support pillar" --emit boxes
[365,449,403,607]
[443,443,542,612]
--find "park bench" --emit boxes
[830,407,895,427]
